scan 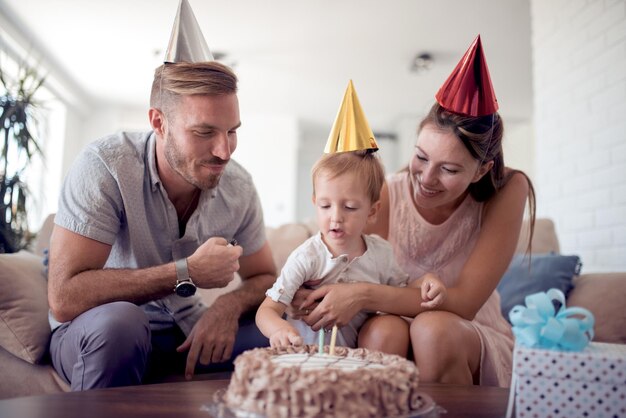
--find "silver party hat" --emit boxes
[164,0,214,63]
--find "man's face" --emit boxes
[162,93,240,190]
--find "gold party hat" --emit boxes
[164,0,214,63]
[324,80,378,154]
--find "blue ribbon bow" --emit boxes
[509,288,595,351]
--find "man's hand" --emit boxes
[176,303,239,380]
[187,237,243,289]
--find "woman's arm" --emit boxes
[304,172,529,324]
[303,282,422,330]
[444,171,529,319]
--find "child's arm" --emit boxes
[256,297,303,347]
[407,274,447,308]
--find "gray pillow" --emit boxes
[497,253,581,321]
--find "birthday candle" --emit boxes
[329,325,338,356]
[318,329,324,354]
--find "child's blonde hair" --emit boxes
[311,150,385,203]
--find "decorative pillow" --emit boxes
[497,253,581,321]
[0,251,51,364]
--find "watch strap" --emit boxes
[175,258,191,283]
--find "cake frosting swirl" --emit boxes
[225,345,422,417]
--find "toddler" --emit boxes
[256,150,446,348]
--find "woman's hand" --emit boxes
[301,283,368,331]
[285,279,322,319]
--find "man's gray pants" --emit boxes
[49,301,268,390]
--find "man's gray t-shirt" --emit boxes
[52,131,266,335]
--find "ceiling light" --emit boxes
[410,52,433,73]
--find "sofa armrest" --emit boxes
[567,272,626,344]
[0,345,69,399]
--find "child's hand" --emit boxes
[269,327,303,348]
[419,274,447,309]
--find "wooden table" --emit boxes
[0,376,510,418]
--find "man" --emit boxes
[47,2,274,390]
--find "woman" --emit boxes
[299,36,535,387]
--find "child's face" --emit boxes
[313,170,378,252]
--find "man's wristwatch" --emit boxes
[174,258,197,297]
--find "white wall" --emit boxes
[531,0,626,272]
[235,113,299,228]
[505,122,535,181]
[296,121,327,222]
[81,105,150,148]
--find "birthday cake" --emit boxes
[224,345,423,417]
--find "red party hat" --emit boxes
[435,35,498,117]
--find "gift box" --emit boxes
[507,342,626,418]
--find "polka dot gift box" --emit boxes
[505,289,626,418]
[509,342,626,418]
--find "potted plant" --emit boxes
[0,57,45,253]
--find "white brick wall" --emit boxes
[531,0,626,272]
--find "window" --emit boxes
[1,34,66,234]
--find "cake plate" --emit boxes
[201,389,447,418]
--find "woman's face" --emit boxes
[409,124,487,212]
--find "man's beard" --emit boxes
[164,131,225,190]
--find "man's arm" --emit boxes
[48,226,171,322]
[211,241,276,317]
[48,225,241,323]
[178,241,276,377]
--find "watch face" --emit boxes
[175,281,196,297]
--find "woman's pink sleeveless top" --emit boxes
[387,172,514,387]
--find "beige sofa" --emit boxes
[1,217,624,399]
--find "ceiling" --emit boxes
[1,0,533,131]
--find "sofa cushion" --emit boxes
[515,218,560,254]
[568,273,626,344]
[266,222,313,273]
[0,251,50,364]
[497,252,581,321]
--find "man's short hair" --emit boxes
[150,61,238,112]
